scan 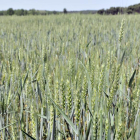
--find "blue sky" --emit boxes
[1,0,140,11]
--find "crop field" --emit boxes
[0,14,140,140]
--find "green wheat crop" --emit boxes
[0,14,140,140]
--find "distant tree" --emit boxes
[127,7,134,14]
[46,11,50,15]
[3,11,7,15]
[98,6,127,15]
[29,9,36,15]
[20,9,25,15]
[0,11,4,16]
[109,7,116,15]
[39,11,46,15]
[134,6,140,13]
[127,9,133,14]
[63,8,67,14]
[7,8,14,15]
[15,9,25,16]
[97,9,105,15]
[24,10,28,15]
[119,7,124,14]
[52,11,57,14]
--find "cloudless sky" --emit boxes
[1,0,140,11]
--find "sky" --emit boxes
[0,0,140,11]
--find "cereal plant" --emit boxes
[0,14,140,140]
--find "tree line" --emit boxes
[97,3,140,15]
[0,8,68,16]
[1,3,140,16]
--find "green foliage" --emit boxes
[15,9,27,16]
[97,9,105,15]
[98,3,140,15]
[28,9,37,15]
[63,8,67,14]
[0,11,4,16]
[7,8,14,15]
[127,3,140,14]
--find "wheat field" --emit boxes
[0,14,140,140]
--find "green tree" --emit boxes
[24,10,28,15]
[52,11,57,14]
[97,9,105,15]
[63,8,67,14]
[127,9,133,14]
[29,9,36,15]
[7,8,14,15]
[15,9,25,16]
[0,11,4,16]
